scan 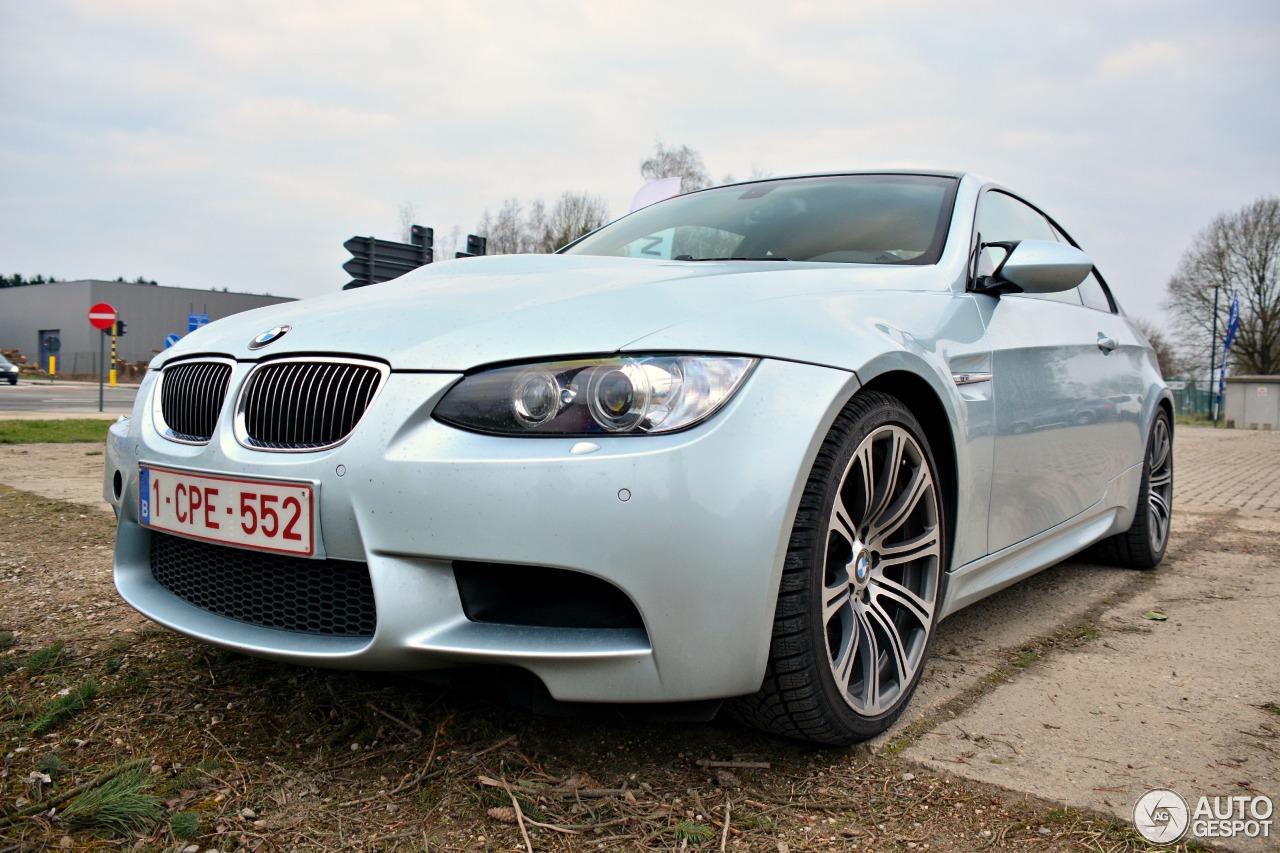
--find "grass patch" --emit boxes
[1176,413,1217,427]
[155,759,220,798]
[674,820,715,842]
[60,765,162,837]
[35,753,68,778]
[22,640,67,674]
[1260,702,1280,716]
[29,678,99,736]
[1065,625,1100,642]
[879,716,933,756]
[0,418,113,444]
[1010,646,1042,668]
[169,810,202,840]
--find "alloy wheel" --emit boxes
[821,424,941,717]
[1146,416,1173,554]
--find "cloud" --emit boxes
[0,0,1277,326]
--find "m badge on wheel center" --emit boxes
[854,551,870,584]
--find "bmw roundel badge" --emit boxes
[249,325,291,350]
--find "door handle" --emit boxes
[1097,333,1118,354]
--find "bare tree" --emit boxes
[722,164,775,185]
[525,199,550,253]
[542,192,610,251]
[1166,197,1280,377]
[487,198,526,255]
[474,210,495,255]
[397,202,418,243]
[438,224,462,261]
[640,141,711,192]
[479,192,609,255]
[1131,317,1183,378]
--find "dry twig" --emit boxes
[364,702,422,738]
[696,759,771,769]
[496,763,533,853]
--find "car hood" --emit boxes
[156,254,954,371]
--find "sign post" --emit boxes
[109,322,118,388]
[88,303,116,413]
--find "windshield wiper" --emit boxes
[674,255,793,262]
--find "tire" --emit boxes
[731,391,946,744]
[1085,409,1172,569]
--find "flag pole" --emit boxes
[1210,285,1219,426]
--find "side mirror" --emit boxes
[979,239,1093,295]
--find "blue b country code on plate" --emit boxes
[139,466,152,524]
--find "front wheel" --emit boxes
[731,391,945,744]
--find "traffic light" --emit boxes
[466,234,487,256]
[112,320,127,337]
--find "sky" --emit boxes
[2,1,1278,332]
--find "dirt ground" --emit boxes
[0,426,1277,850]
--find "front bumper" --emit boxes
[106,358,857,703]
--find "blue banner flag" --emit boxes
[1218,291,1240,402]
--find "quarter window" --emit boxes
[1078,271,1115,312]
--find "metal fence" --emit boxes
[1165,378,1214,418]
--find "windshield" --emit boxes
[563,174,958,265]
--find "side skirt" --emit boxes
[939,462,1142,620]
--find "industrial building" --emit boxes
[0,280,294,378]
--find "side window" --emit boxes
[977,191,1081,305]
[1048,220,1116,314]
[1078,271,1115,312]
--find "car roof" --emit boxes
[710,169,971,185]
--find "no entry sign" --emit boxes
[89,302,117,330]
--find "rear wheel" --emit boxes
[1086,409,1172,569]
[732,391,945,744]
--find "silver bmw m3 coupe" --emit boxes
[105,171,1172,744]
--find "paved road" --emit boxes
[900,426,1280,852]
[0,379,139,417]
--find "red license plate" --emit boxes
[139,465,316,557]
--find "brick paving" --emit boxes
[1174,425,1280,512]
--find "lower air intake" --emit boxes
[150,533,376,637]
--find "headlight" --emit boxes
[434,354,757,436]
